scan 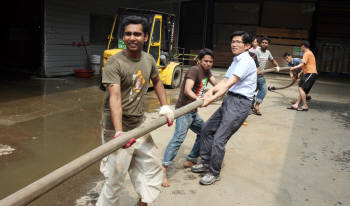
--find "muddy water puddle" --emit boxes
[0,101,103,204]
[143,88,179,113]
[0,80,181,205]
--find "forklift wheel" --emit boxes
[170,66,182,88]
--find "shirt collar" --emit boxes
[233,51,249,62]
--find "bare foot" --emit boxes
[183,160,195,168]
[162,167,170,187]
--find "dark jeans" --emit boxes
[200,93,252,176]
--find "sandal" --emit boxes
[297,107,309,111]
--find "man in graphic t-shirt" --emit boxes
[97,16,174,206]
[253,36,280,115]
[162,48,217,187]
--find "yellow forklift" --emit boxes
[100,8,183,90]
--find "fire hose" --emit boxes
[258,66,298,91]
[0,100,203,206]
[268,69,298,91]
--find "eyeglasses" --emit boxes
[231,40,244,45]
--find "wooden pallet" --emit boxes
[256,27,308,46]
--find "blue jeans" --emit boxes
[256,76,267,103]
[162,112,204,166]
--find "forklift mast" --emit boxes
[100,8,182,91]
[106,8,176,64]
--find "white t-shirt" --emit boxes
[255,47,273,71]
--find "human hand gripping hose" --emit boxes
[114,132,136,148]
[159,105,174,126]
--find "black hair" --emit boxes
[198,48,214,60]
[283,52,291,57]
[230,31,251,44]
[121,15,150,35]
[301,40,310,48]
[252,36,259,43]
[261,36,271,44]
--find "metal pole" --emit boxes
[0,100,204,206]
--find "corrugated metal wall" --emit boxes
[44,0,119,76]
[316,42,350,74]
[314,0,350,74]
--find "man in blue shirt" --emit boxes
[191,31,257,185]
[283,52,302,78]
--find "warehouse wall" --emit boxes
[44,0,131,76]
[314,0,350,74]
[43,0,183,77]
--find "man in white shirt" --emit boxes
[191,31,257,185]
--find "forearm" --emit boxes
[202,76,238,107]
[110,97,123,132]
[184,89,198,100]
[291,63,303,70]
[257,67,263,74]
[272,59,279,67]
[154,79,168,106]
[211,79,226,93]
[209,76,217,86]
[212,86,229,99]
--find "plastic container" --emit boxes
[74,69,94,78]
[90,55,101,74]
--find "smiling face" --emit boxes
[199,55,214,71]
[123,24,149,54]
[231,35,250,56]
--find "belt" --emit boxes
[227,92,248,100]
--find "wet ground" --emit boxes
[0,70,350,206]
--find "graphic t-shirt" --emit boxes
[102,50,158,131]
[255,47,274,75]
[176,65,212,111]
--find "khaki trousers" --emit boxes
[96,129,163,206]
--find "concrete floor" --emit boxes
[0,70,349,206]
